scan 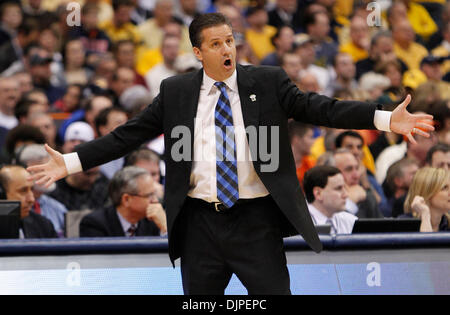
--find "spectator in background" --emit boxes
[17,144,68,237]
[126,147,164,201]
[63,39,93,86]
[52,84,83,113]
[0,77,20,130]
[358,72,391,103]
[58,95,113,141]
[280,51,302,86]
[356,31,408,81]
[68,3,112,57]
[0,165,57,238]
[137,0,191,53]
[431,21,450,77]
[4,124,46,162]
[61,121,95,154]
[403,167,450,232]
[383,158,419,217]
[14,98,48,125]
[339,15,370,63]
[288,121,316,185]
[27,47,65,104]
[176,0,201,27]
[24,89,50,109]
[244,6,276,62]
[295,34,330,92]
[79,166,167,237]
[113,40,147,87]
[324,52,358,97]
[145,35,180,99]
[27,112,57,150]
[335,131,389,215]
[95,107,128,179]
[297,71,321,93]
[332,149,383,219]
[22,0,58,29]
[419,55,450,100]
[426,143,450,170]
[376,131,438,184]
[303,165,357,235]
[38,26,65,88]
[392,19,428,71]
[100,0,141,45]
[400,0,438,42]
[109,67,136,106]
[0,1,22,45]
[375,59,406,105]
[261,25,295,67]
[267,0,302,33]
[12,71,34,96]
[305,11,338,67]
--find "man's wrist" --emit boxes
[374,110,392,132]
[63,152,83,175]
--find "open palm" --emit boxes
[390,95,434,144]
[27,144,68,188]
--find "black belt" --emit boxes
[187,196,270,213]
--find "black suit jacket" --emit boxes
[75,65,379,263]
[22,211,57,239]
[79,206,161,237]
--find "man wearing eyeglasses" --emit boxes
[79,166,167,237]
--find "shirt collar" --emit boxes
[202,69,238,94]
[116,210,135,234]
[308,203,331,225]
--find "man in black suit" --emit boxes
[29,13,434,294]
[79,166,167,237]
[0,165,56,238]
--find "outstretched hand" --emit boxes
[27,144,68,188]
[390,94,434,144]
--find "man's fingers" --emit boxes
[413,129,430,138]
[415,122,435,131]
[400,94,411,109]
[407,133,417,145]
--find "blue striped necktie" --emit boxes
[214,81,239,208]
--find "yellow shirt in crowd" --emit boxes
[394,41,428,70]
[245,25,277,61]
[339,41,369,63]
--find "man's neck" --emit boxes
[0,105,13,116]
[117,205,141,225]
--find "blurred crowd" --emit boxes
[0,0,448,238]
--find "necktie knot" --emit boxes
[214,81,226,93]
[127,224,137,237]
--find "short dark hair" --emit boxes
[112,0,133,11]
[426,143,450,165]
[303,166,342,203]
[335,131,364,149]
[189,13,232,48]
[5,125,46,158]
[94,106,127,136]
[14,98,39,120]
[126,147,161,166]
[288,120,314,143]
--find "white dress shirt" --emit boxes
[63,69,393,203]
[308,203,357,235]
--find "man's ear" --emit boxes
[193,46,202,62]
[313,186,322,202]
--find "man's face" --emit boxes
[154,1,174,25]
[62,86,81,112]
[341,135,363,162]
[112,68,135,97]
[115,5,132,26]
[0,79,20,112]
[86,96,113,127]
[398,163,419,190]
[193,24,236,82]
[124,175,158,219]
[134,159,161,184]
[335,152,361,186]
[315,173,348,213]
[117,43,135,68]
[431,151,450,170]
[5,167,35,219]
[421,63,442,81]
[99,110,128,136]
[70,167,100,189]
[372,36,394,61]
[30,115,56,145]
[277,0,297,13]
[276,27,294,52]
[335,54,356,80]
[282,53,302,82]
[161,37,180,65]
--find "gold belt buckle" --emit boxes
[214,202,223,212]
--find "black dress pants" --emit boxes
[179,196,291,295]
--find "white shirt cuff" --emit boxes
[374,110,392,132]
[63,153,83,175]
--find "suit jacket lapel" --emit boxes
[236,64,259,138]
[108,207,126,237]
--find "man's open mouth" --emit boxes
[224,59,232,67]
